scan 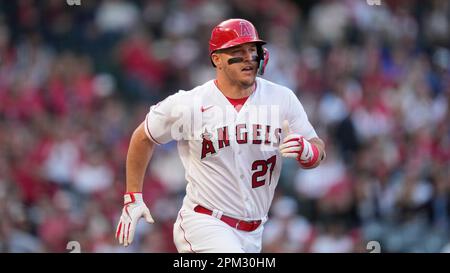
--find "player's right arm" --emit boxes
[126,122,155,193]
[115,90,190,247]
[116,122,155,247]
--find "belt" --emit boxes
[194,205,262,232]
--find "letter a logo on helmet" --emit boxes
[239,21,252,37]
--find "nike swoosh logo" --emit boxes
[201,105,214,112]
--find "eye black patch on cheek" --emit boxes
[227,56,259,65]
[227,57,244,65]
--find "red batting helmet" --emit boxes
[209,18,269,75]
[209,18,266,54]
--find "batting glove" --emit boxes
[115,192,154,247]
[279,120,320,168]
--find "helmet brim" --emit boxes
[210,37,266,55]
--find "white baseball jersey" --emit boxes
[144,77,317,220]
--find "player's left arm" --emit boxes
[280,89,326,169]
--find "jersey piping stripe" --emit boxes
[179,211,196,253]
[145,114,162,145]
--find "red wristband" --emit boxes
[124,192,142,205]
[299,143,320,168]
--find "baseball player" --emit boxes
[115,19,326,253]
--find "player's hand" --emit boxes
[115,192,154,247]
[279,120,319,167]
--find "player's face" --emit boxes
[216,43,258,88]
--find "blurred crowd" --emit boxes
[0,0,449,253]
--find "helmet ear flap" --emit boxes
[257,47,269,75]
